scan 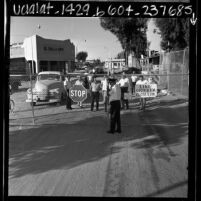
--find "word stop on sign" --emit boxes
[70,90,86,97]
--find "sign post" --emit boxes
[69,85,87,103]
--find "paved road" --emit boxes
[8,95,188,197]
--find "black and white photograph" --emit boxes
[4,0,197,199]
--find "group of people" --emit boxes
[63,73,157,134]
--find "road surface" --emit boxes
[8,95,188,197]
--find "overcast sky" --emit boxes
[10,17,161,61]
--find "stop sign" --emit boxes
[69,85,87,102]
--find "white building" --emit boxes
[104,58,125,73]
[10,35,75,74]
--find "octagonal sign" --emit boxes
[69,85,87,102]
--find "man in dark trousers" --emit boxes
[101,75,109,112]
[107,77,121,134]
[64,76,72,110]
[118,73,130,110]
[90,77,101,111]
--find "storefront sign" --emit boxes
[43,46,64,51]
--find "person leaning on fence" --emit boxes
[107,77,121,134]
[118,72,130,110]
[74,75,84,108]
[136,75,149,111]
[64,76,72,110]
[90,77,101,111]
[101,75,109,112]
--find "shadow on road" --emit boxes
[9,98,188,179]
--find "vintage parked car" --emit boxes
[26,71,66,106]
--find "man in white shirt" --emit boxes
[64,76,72,110]
[131,72,138,95]
[90,77,101,111]
[136,75,148,110]
[118,73,130,109]
[107,78,121,134]
[74,76,83,86]
[101,76,109,112]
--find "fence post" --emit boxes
[30,68,35,125]
[181,49,185,95]
[167,53,170,91]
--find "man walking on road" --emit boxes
[107,77,121,134]
[90,77,101,111]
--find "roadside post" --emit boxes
[30,37,35,125]
[69,85,88,103]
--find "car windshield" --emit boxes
[38,74,61,81]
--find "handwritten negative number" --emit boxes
[142,5,193,17]
[150,5,158,16]
[142,5,158,16]
[62,3,90,16]
[142,5,152,16]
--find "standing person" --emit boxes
[118,72,130,109]
[107,77,121,134]
[101,75,109,112]
[83,75,89,89]
[131,72,138,95]
[136,75,148,110]
[64,76,72,110]
[74,75,84,108]
[90,77,101,111]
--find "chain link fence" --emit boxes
[159,48,189,97]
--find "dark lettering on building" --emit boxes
[43,46,64,52]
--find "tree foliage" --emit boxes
[76,51,88,62]
[100,18,148,58]
[154,18,189,51]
